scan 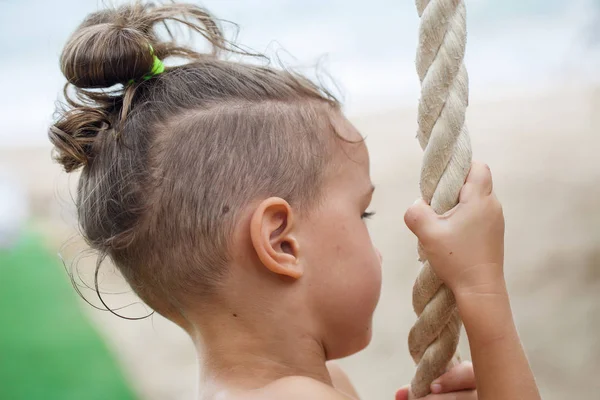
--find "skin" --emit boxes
[404,162,541,400]
[181,112,538,400]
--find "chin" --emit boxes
[354,320,374,352]
[326,320,374,360]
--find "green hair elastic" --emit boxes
[127,45,165,85]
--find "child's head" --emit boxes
[51,2,381,360]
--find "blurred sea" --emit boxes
[0,0,598,146]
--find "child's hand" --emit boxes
[404,162,505,296]
[395,361,477,400]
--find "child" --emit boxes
[49,2,541,399]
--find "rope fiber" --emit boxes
[408,0,472,397]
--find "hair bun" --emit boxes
[51,2,230,173]
[60,7,155,88]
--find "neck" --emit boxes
[192,309,331,393]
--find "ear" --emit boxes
[250,197,302,279]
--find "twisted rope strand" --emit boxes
[408,0,472,397]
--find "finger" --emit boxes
[463,162,493,198]
[458,182,476,204]
[404,198,438,240]
[422,390,477,400]
[430,362,475,394]
[396,385,410,400]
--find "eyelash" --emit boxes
[361,211,376,220]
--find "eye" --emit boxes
[361,210,376,220]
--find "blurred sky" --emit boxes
[0,0,598,146]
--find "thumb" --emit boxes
[395,385,410,400]
[404,198,438,239]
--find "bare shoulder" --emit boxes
[327,362,359,399]
[248,376,352,400]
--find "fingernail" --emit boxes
[431,383,442,393]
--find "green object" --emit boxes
[0,229,137,400]
[127,45,165,85]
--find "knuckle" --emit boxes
[404,206,415,222]
[422,221,445,243]
[489,197,503,216]
[404,207,419,229]
[459,182,473,199]
[405,205,434,238]
[471,160,484,169]
[473,161,486,173]
[496,202,504,216]
[482,167,492,183]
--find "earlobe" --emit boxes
[250,197,303,279]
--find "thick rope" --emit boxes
[408,0,472,398]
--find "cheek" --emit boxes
[308,222,382,357]
[327,243,382,357]
[345,234,382,315]
[342,220,382,296]
[313,223,381,306]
